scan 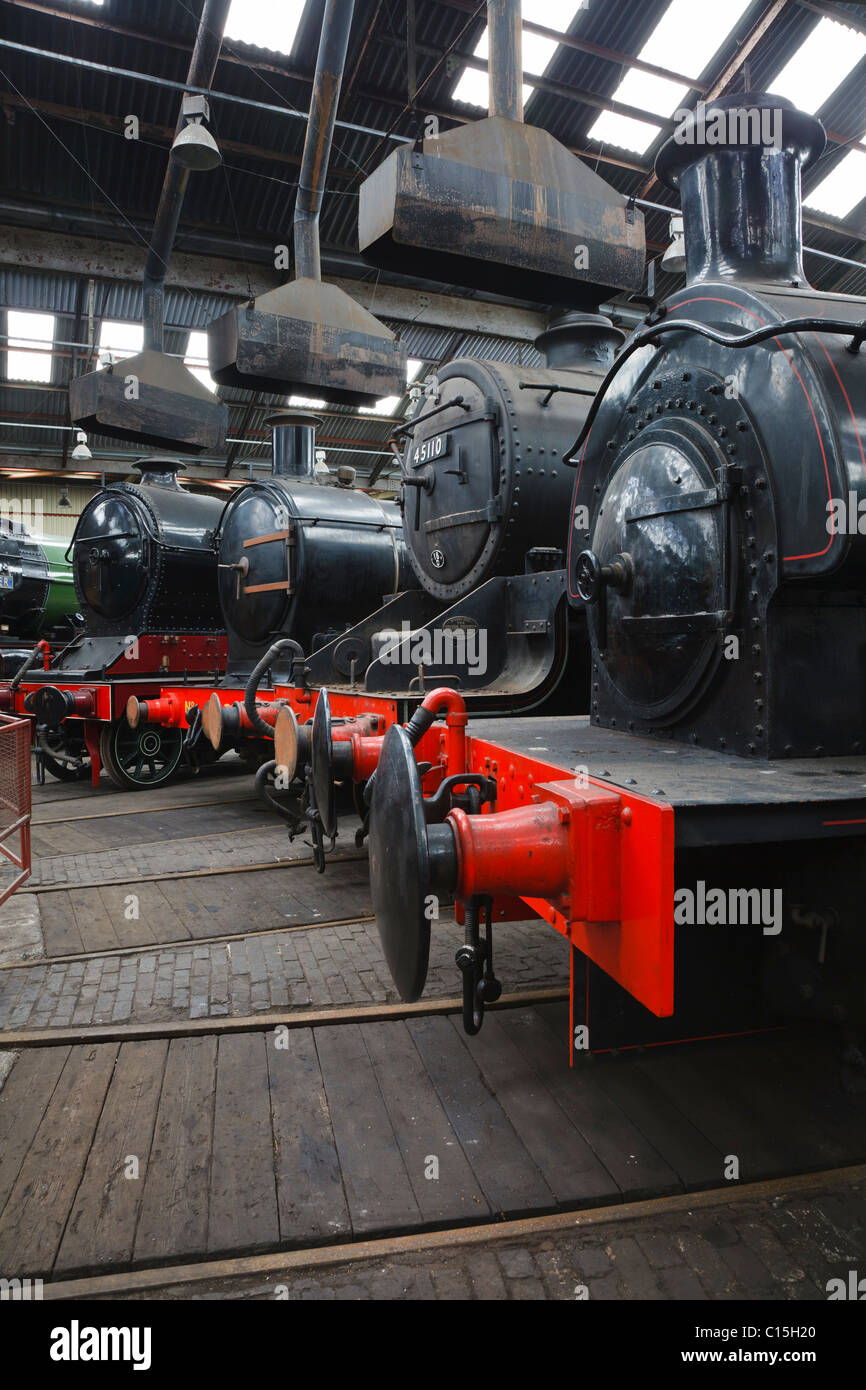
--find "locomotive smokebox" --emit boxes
[358,0,645,306]
[208,0,405,405]
[216,411,415,673]
[401,312,624,601]
[71,457,224,636]
[655,93,825,286]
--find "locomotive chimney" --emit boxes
[268,411,321,481]
[534,312,624,371]
[133,458,185,489]
[654,94,825,287]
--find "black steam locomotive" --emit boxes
[0,518,81,677]
[6,460,227,785]
[362,95,866,1058]
[570,94,866,760]
[3,418,428,788]
[299,313,623,703]
[215,411,416,680]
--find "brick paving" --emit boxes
[0,915,568,1029]
[112,1176,866,1300]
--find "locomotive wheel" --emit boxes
[99,719,184,791]
[36,727,91,782]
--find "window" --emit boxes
[184,331,217,393]
[359,396,401,417]
[7,310,55,383]
[98,320,143,362]
[288,394,327,409]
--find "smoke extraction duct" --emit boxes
[358,0,645,306]
[68,0,230,455]
[207,0,405,405]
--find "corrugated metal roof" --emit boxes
[2,0,866,482]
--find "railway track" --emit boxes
[0,984,570,1047]
[15,1162,866,1301]
[0,910,382,971]
[32,794,258,827]
[32,1162,866,1300]
[25,850,366,895]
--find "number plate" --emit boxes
[411,432,450,468]
[0,574,14,590]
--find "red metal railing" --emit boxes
[0,714,32,905]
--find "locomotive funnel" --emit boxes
[68,0,230,454]
[207,0,405,405]
[132,457,186,489]
[654,94,826,287]
[358,0,645,305]
[269,411,321,480]
[534,312,624,371]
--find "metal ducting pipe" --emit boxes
[488,0,523,123]
[293,0,355,282]
[143,0,232,352]
[358,0,645,305]
[207,0,404,404]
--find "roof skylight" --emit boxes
[768,17,866,116]
[805,142,866,219]
[588,0,752,155]
[225,0,306,58]
[6,310,55,383]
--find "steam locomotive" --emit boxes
[0,518,80,674]
[0,417,425,788]
[130,314,625,849]
[0,459,228,785]
[360,95,866,1058]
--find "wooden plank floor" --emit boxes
[0,1012,864,1282]
[37,860,374,955]
[24,757,371,957]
